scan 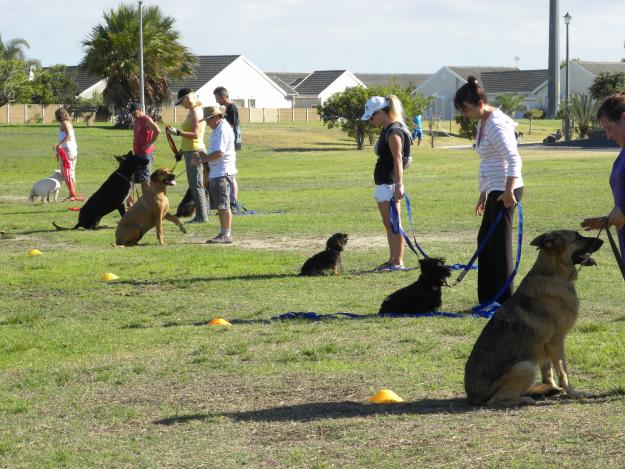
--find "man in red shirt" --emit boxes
[130,102,161,194]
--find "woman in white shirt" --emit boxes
[53,108,83,201]
[454,76,524,304]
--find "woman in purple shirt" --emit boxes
[581,93,625,258]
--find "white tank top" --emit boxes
[58,126,77,152]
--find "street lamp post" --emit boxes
[564,12,572,141]
[138,1,145,111]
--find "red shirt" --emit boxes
[133,115,155,156]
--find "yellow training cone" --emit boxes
[100,272,120,281]
[208,318,231,326]
[27,249,42,256]
[368,389,404,404]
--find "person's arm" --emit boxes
[144,116,161,150]
[54,120,70,151]
[389,132,404,200]
[490,120,522,208]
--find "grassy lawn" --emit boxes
[1,121,625,468]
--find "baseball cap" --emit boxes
[128,102,142,112]
[361,96,388,121]
[175,87,194,105]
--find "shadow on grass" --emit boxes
[154,390,625,425]
[118,273,300,286]
[272,147,351,153]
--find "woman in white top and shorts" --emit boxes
[361,95,413,271]
[454,76,524,304]
[53,108,83,201]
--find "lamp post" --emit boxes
[564,12,572,141]
[138,1,145,111]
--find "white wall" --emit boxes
[560,62,595,97]
[78,79,106,99]
[196,57,291,108]
[415,67,464,119]
[318,71,365,104]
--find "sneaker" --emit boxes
[374,262,393,272]
[207,234,233,244]
[387,264,410,271]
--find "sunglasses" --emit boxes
[369,110,379,122]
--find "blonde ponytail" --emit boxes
[385,95,406,126]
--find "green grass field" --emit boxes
[1,121,625,468]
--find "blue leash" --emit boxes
[272,310,494,321]
[470,202,524,317]
[389,194,478,271]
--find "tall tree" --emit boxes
[589,71,625,101]
[0,34,37,105]
[495,94,526,117]
[80,3,195,127]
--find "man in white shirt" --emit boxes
[195,105,237,244]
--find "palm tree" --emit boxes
[0,34,36,105]
[80,3,196,126]
[563,94,599,139]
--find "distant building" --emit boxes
[171,55,291,108]
[355,73,431,92]
[414,66,519,119]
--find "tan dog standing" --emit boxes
[464,230,603,407]
[115,168,186,246]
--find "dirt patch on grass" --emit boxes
[181,231,475,252]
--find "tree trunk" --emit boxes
[356,129,364,150]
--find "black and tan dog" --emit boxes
[378,257,451,314]
[53,152,148,230]
[464,230,603,407]
[115,168,187,246]
[176,163,209,218]
[300,233,348,276]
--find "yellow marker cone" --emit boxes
[368,389,404,404]
[100,272,120,281]
[208,318,231,326]
[27,249,42,257]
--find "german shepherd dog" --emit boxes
[378,257,451,314]
[300,233,348,276]
[53,152,148,230]
[464,230,603,407]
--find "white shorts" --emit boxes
[374,183,396,203]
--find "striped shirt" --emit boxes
[475,109,523,194]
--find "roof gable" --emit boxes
[294,70,349,95]
[355,73,432,89]
[62,66,103,93]
[171,55,240,93]
[448,66,519,82]
[481,69,549,94]
[577,61,625,76]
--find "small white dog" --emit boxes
[29,170,62,203]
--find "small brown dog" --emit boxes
[300,233,348,276]
[115,168,187,246]
[464,230,603,407]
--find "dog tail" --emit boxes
[52,221,72,231]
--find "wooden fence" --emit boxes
[0,103,321,125]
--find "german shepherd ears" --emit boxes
[530,232,565,249]
[114,151,134,163]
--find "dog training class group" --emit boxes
[31,78,625,407]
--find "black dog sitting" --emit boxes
[300,233,348,276]
[378,257,451,314]
[53,152,148,230]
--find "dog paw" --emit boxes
[519,396,536,406]
[179,225,188,234]
[565,388,585,399]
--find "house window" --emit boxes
[247,99,256,108]
[233,99,245,108]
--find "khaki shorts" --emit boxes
[208,176,232,210]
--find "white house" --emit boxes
[414,66,519,119]
[286,70,365,108]
[172,55,291,108]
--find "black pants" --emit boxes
[477,187,523,304]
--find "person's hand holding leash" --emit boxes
[175,150,183,162]
[166,126,181,136]
[394,182,404,201]
[608,206,625,229]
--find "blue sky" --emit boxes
[1,0,623,73]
